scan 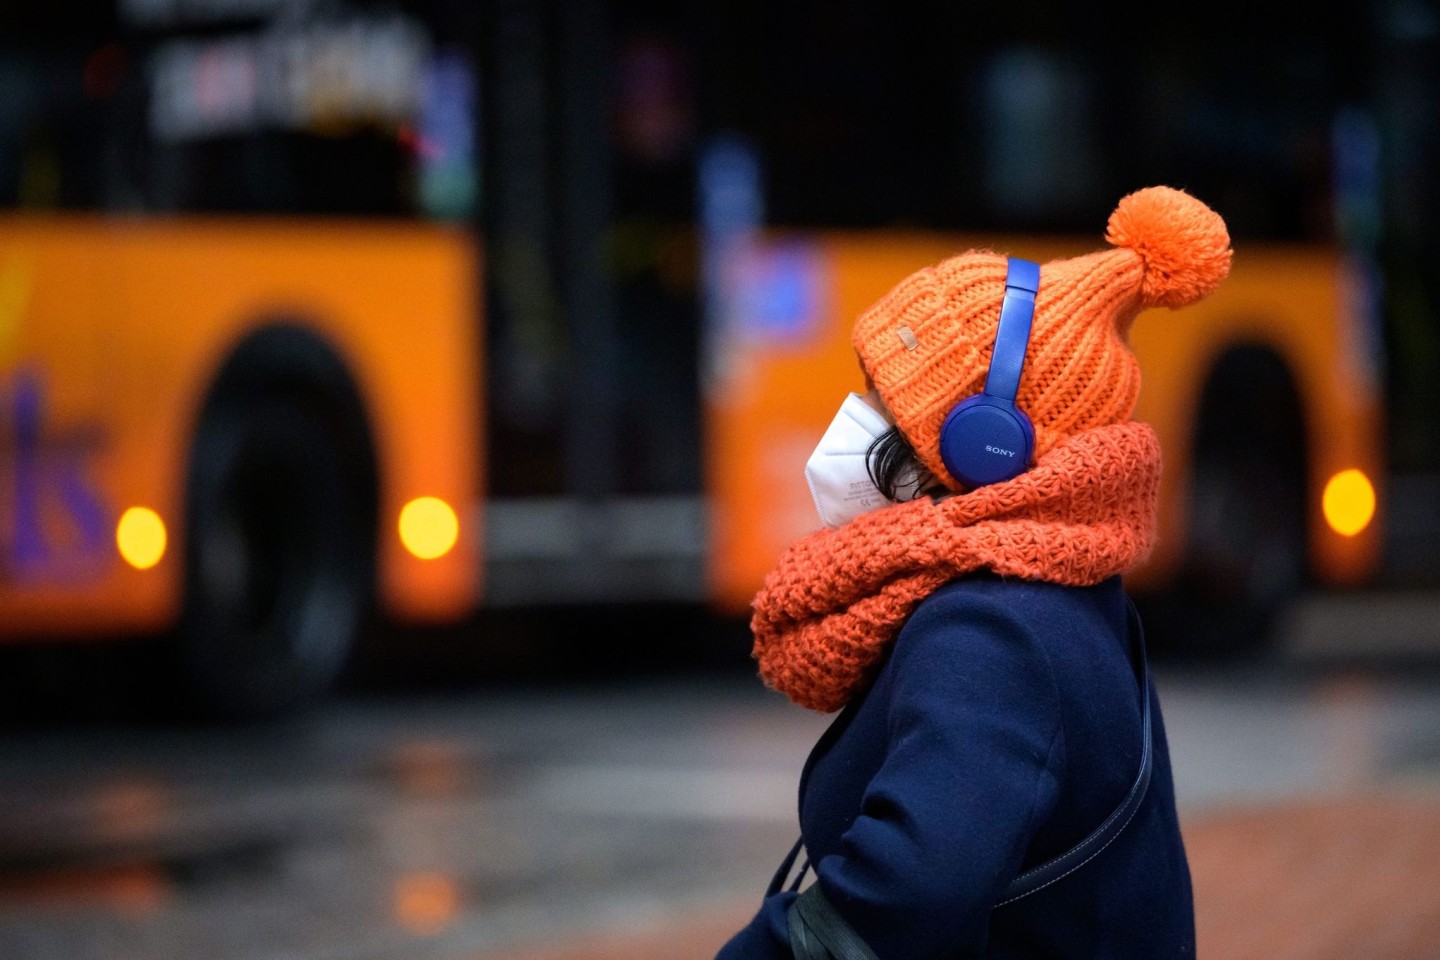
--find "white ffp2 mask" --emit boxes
[804,392,927,529]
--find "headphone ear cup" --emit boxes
[939,396,1035,488]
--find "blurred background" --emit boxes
[1,1,1439,957]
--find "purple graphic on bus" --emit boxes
[3,365,112,584]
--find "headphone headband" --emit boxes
[937,256,1040,488]
[982,257,1040,403]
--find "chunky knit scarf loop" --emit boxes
[751,421,1162,713]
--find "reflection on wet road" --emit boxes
[2,657,1440,959]
[0,671,823,960]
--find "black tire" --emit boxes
[1150,454,1307,659]
[174,397,375,720]
[1143,347,1309,661]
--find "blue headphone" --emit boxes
[938,257,1040,488]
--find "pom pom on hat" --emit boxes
[851,184,1234,490]
[1104,185,1233,309]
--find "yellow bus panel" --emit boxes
[0,216,484,638]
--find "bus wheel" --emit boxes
[175,398,374,720]
[1149,349,1309,660]
[1159,454,1308,658]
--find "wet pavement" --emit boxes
[0,660,824,960]
[2,608,1440,960]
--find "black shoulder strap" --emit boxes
[766,834,806,897]
[788,884,880,960]
[994,595,1153,906]
[777,595,1154,916]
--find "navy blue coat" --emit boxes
[716,572,1195,959]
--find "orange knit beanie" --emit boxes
[852,185,1233,490]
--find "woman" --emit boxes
[716,186,1232,959]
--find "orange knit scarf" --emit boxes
[751,421,1162,713]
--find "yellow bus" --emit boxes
[701,229,1386,658]
[1,6,491,717]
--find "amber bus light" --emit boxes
[1322,469,1376,537]
[116,507,167,570]
[399,497,460,560]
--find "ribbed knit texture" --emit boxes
[852,186,1231,490]
[751,420,1161,713]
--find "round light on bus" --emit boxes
[399,497,460,560]
[1322,468,1375,537]
[117,507,167,570]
